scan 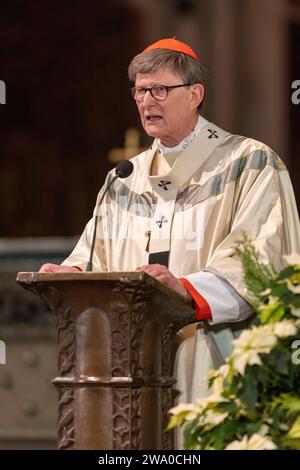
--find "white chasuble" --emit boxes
[62,121,300,438]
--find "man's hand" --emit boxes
[39,263,80,273]
[136,264,192,304]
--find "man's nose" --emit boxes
[143,90,156,104]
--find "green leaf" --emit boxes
[235,233,277,303]
[183,422,200,450]
[271,282,289,298]
[259,303,285,324]
[216,401,239,415]
[239,374,258,411]
[251,364,267,386]
[273,394,300,416]
[167,413,187,430]
[287,416,300,439]
[290,296,300,308]
[199,420,239,450]
[244,421,262,434]
[276,266,295,281]
[284,438,300,450]
[263,349,290,376]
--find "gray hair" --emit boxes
[128,49,207,111]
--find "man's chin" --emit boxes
[143,123,163,139]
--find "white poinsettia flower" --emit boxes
[211,375,226,396]
[232,349,262,375]
[267,295,280,305]
[207,365,231,396]
[169,403,197,416]
[287,280,300,294]
[195,392,228,410]
[231,325,280,374]
[258,424,269,436]
[283,253,300,266]
[225,433,277,450]
[249,331,277,350]
[273,320,297,338]
[183,410,199,421]
[232,325,277,353]
[279,423,289,431]
[260,288,271,296]
[217,364,231,379]
[208,364,230,380]
[201,409,228,427]
[232,329,253,348]
[290,305,300,318]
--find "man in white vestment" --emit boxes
[40,39,300,412]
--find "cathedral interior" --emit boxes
[0,0,299,449]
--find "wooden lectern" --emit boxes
[16,272,194,450]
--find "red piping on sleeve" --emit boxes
[179,277,212,321]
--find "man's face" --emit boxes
[135,67,200,147]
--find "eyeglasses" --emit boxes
[130,83,191,102]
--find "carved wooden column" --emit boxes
[16,272,194,450]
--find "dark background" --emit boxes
[0,0,142,236]
[0,0,299,238]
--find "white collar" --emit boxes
[156,115,209,155]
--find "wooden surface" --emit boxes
[17,271,195,450]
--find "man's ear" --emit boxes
[190,84,205,110]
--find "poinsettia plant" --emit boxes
[168,235,300,450]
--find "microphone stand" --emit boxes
[86,175,118,272]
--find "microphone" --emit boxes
[115,159,134,178]
[86,160,134,272]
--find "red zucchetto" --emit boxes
[143,37,199,61]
